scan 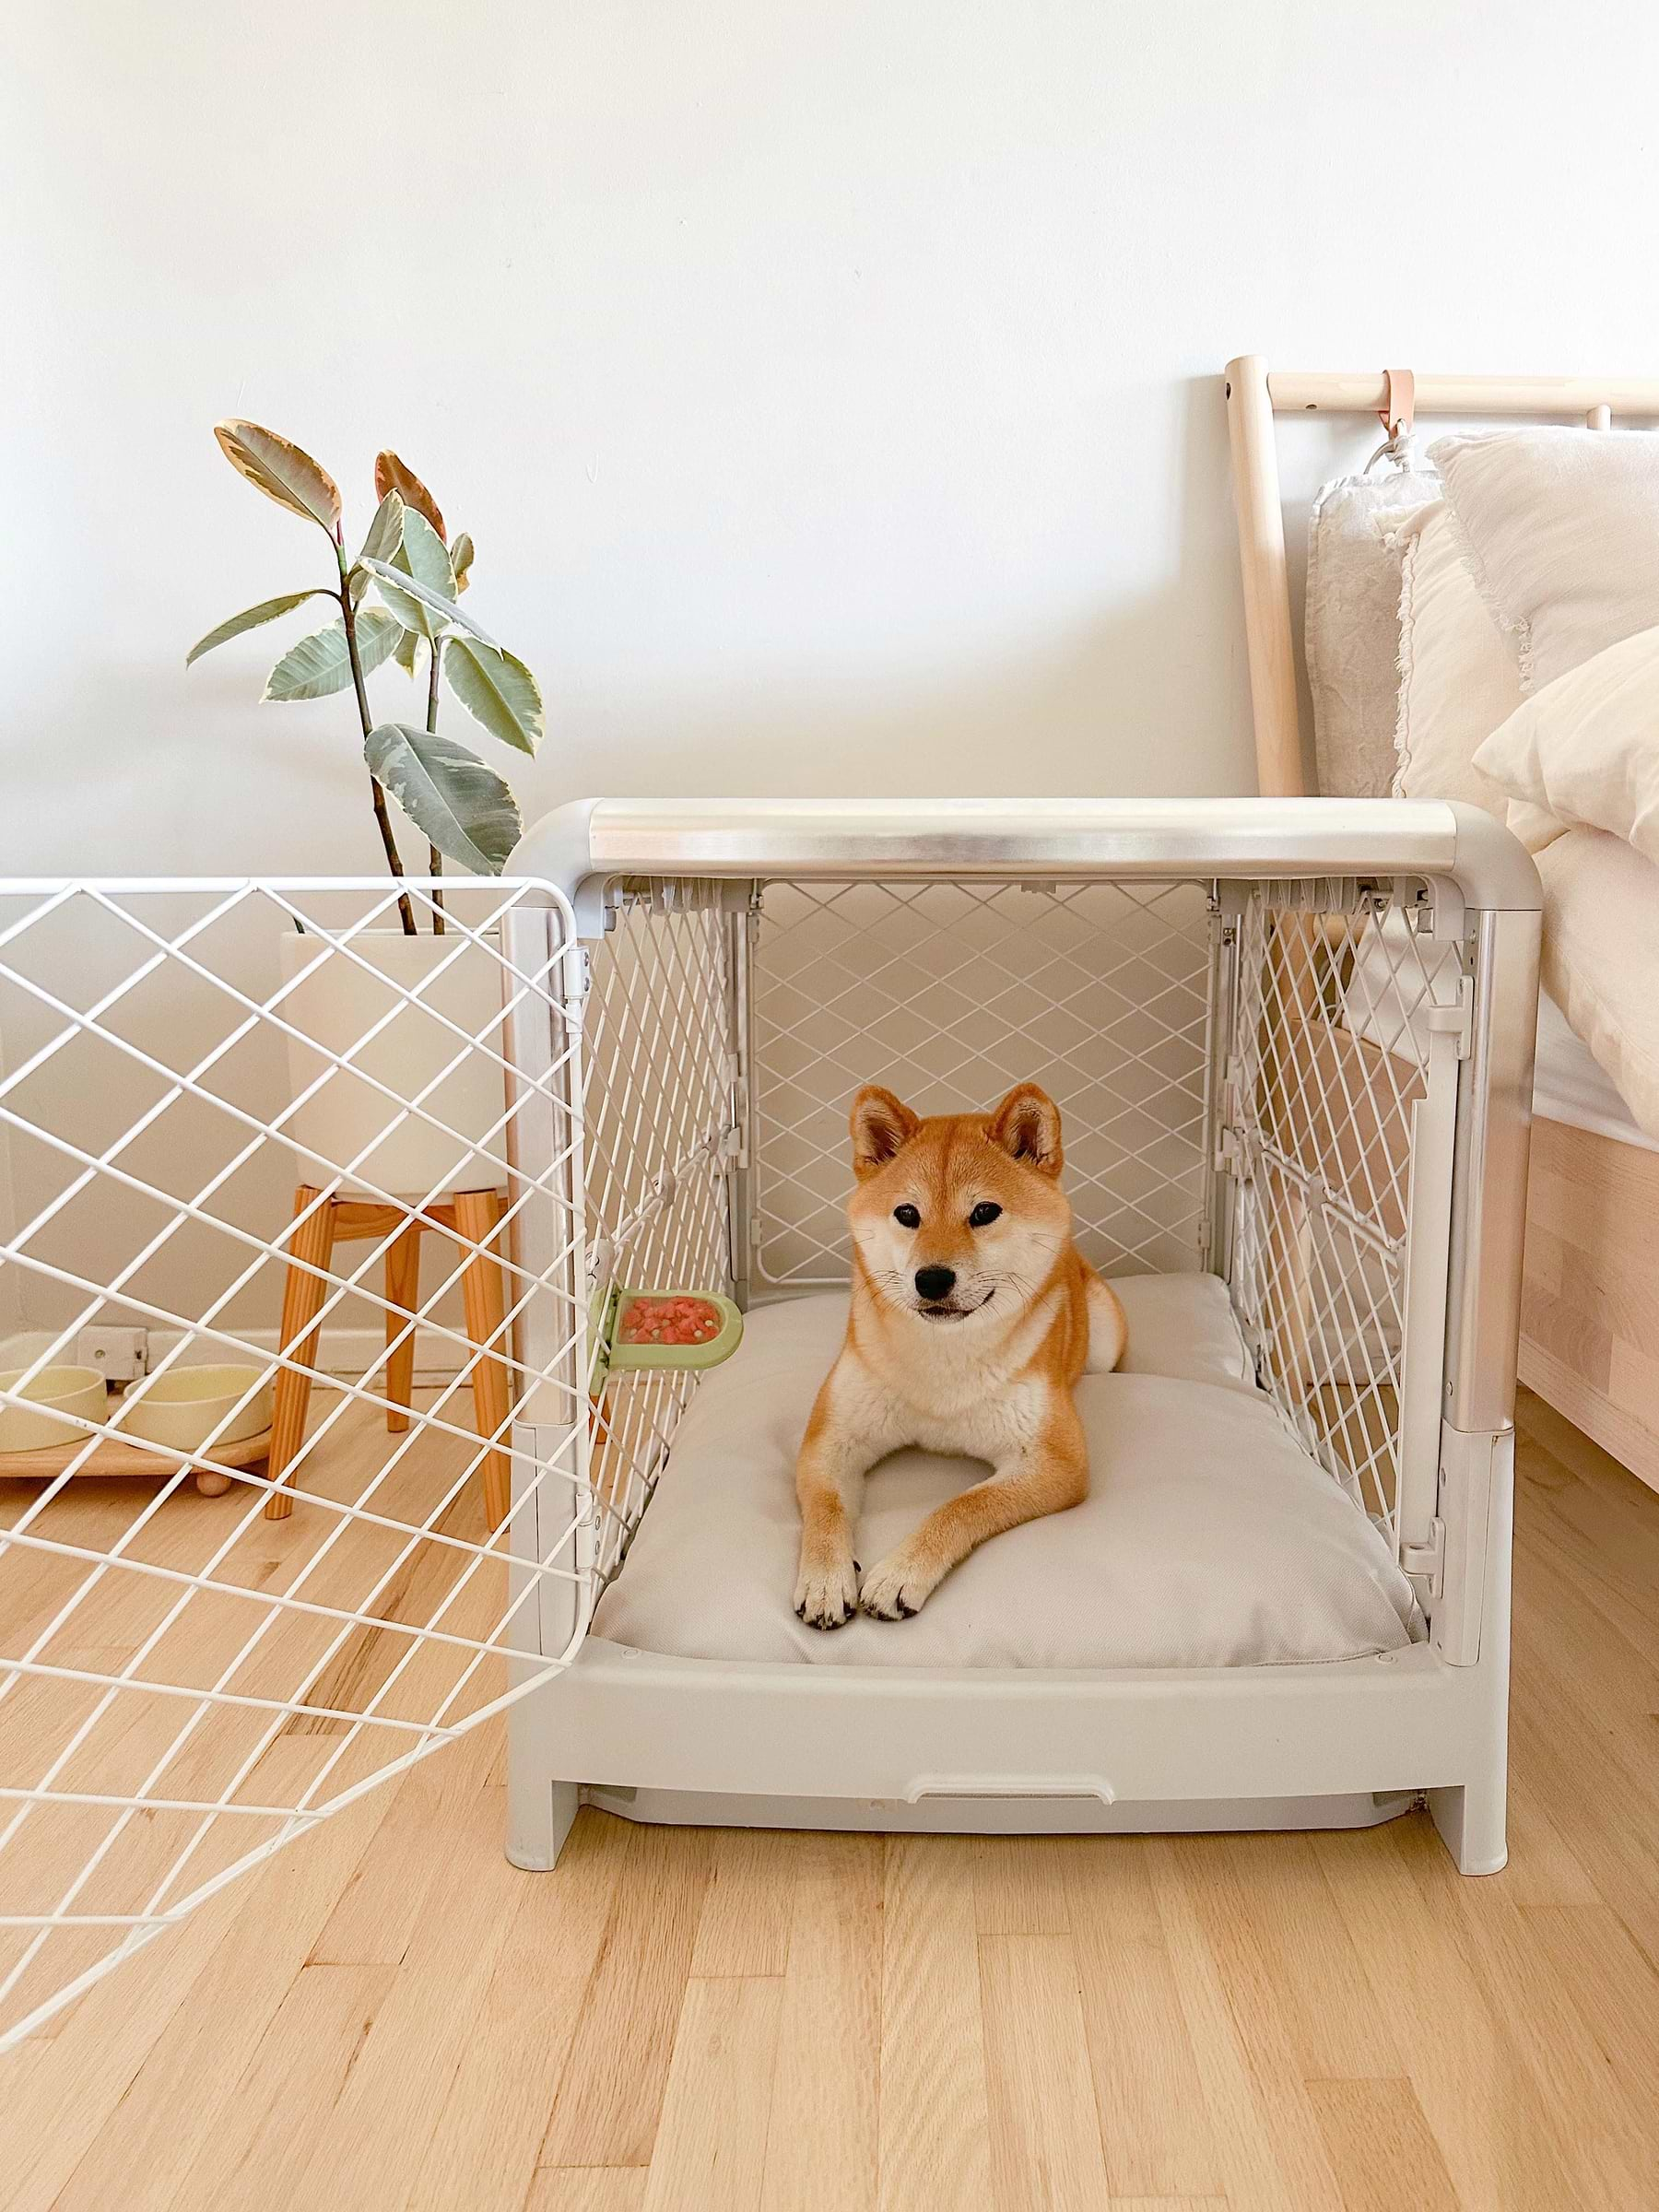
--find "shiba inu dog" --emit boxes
[794,1081,1126,1628]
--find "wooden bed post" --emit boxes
[1224,354,1305,796]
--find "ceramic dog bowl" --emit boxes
[0,1365,109,1453]
[118,1364,273,1453]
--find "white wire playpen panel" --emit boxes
[0,857,1465,2050]
[749,878,1217,1286]
[0,878,588,2050]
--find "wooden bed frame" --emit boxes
[1224,356,1659,1498]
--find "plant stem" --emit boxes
[426,636,445,935]
[338,557,416,935]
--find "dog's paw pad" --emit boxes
[857,1556,932,1620]
[793,1558,858,1631]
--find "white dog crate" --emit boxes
[0,802,1538,2046]
[504,798,1540,1879]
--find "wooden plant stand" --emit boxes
[265,1185,512,1527]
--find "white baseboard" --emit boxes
[148,1324,466,1387]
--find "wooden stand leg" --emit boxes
[454,1189,512,1530]
[265,1186,337,1522]
[383,1222,421,1433]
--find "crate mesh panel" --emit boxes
[750,879,1214,1286]
[1228,884,1457,1529]
[581,885,735,1581]
[0,880,588,2050]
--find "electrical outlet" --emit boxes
[76,1327,148,1382]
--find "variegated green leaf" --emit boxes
[263,607,401,701]
[186,589,332,666]
[359,555,501,649]
[450,532,474,593]
[385,510,458,640]
[213,421,341,535]
[364,723,521,874]
[393,625,421,677]
[444,635,543,756]
[358,488,405,569]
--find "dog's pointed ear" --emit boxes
[851,1086,920,1179]
[988,1083,1064,1178]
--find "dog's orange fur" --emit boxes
[794,1081,1126,1628]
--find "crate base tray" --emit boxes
[0,1429,272,1496]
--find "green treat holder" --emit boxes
[588,1284,744,1395]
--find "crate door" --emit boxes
[0,879,592,2048]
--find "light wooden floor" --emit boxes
[2,1386,1656,2212]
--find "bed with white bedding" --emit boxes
[1226,359,1659,1492]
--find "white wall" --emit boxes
[6,0,1659,880]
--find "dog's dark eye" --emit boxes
[893,1204,921,1229]
[968,1202,1002,1228]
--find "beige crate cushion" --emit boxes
[1391,504,1521,817]
[592,1277,1421,1670]
[1431,427,1659,691]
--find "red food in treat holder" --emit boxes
[618,1294,724,1347]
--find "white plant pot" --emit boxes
[277,927,510,1199]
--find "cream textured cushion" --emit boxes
[1305,452,1442,797]
[1391,504,1521,817]
[591,1280,1421,1670]
[1535,829,1659,1144]
[1475,622,1659,863]
[1431,428,1659,691]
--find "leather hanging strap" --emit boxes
[1377,368,1416,440]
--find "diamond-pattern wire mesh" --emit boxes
[0,879,587,2050]
[1227,883,1458,1529]
[580,884,736,1582]
[749,879,1215,1286]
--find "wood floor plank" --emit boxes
[537,1818,713,2168]
[688,1826,800,1977]
[524,2173,647,2212]
[283,1776,531,2212]
[978,1932,1112,2211]
[638,1976,782,2212]
[405,1810,624,2212]
[164,1962,394,2208]
[1305,2078,1458,2212]
[1150,1834,1338,2212]
[1175,1833,1403,2083]
[759,1832,882,2211]
[971,1835,1075,1936]
[8,1763,396,2212]
[1312,1822,1585,2210]
[1063,1841,1222,2200]
[877,1836,993,2212]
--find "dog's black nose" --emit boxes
[914,1265,956,1302]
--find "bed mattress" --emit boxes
[591,1277,1421,1671]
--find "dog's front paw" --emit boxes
[858,1547,940,1621]
[794,1548,858,1630]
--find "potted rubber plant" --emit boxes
[190,423,546,1195]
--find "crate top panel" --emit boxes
[513,797,1540,909]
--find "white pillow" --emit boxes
[592,1283,1422,1672]
[1535,829,1659,1143]
[1391,504,1521,817]
[1431,427,1659,691]
[1475,622,1659,863]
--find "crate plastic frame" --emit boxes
[505,798,1541,1881]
